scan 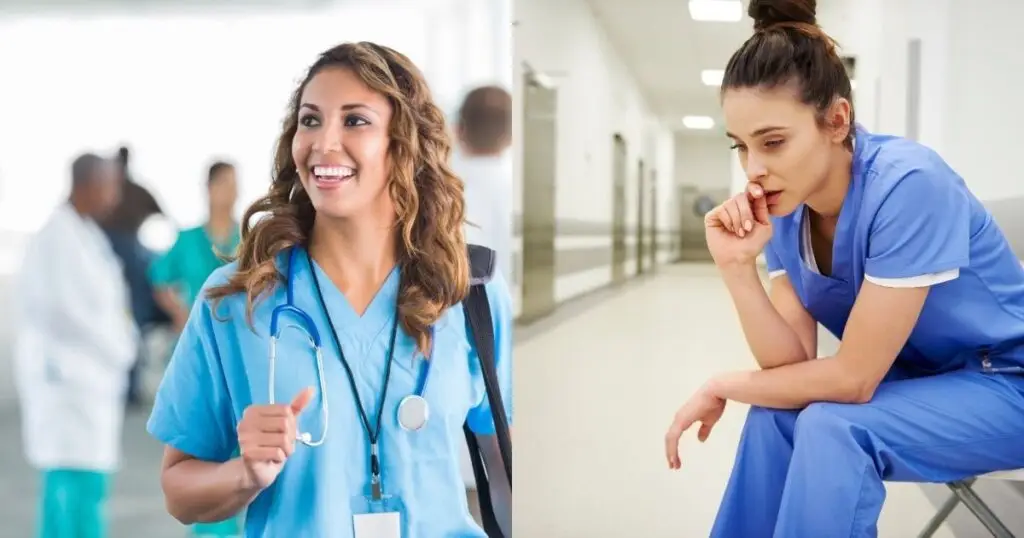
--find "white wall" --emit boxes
[513,0,674,304]
[826,0,1024,203]
[0,0,510,274]
[675,134,731,191]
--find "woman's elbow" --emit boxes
[835,374,880,404]
[160,462,206,524]
[162,494,198,524]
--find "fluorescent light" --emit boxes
[701,69,724,86]
[688,0,742,22]
[682,115,715,130]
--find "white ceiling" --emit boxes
[586,0,754,132]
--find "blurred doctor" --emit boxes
[13,153,139,538]
[453,85,513,280]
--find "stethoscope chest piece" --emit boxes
[397,394,430,431]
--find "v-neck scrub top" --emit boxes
[764,124,1024,375]
[146,248,514,538]
[148,224,241,309]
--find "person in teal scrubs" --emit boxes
[146,42,513,538]
[149,161,240,333]
[148,161,241,537]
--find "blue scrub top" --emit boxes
[765,125,1024,375]
[146,248,514,538]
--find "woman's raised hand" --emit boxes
[704,183,773,268]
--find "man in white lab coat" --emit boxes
[13,153,138,538]
[454,85,514,281]
[452,85,514,532]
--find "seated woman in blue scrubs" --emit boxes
[663,1,1024,536]
[146,41,513,538]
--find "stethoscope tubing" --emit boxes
[267,247,434,445]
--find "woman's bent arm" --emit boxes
[160,446,261,524]
[721,264,817,369]
[708,281,930,408]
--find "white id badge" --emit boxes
[352,492,405,538]
[353,512,401,538]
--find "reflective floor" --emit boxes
[1,263,1023,537]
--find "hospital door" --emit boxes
[635,159,646,276]
[519,67,558,323]
[611,134,628,284]
[648,169,658,268]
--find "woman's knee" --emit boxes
[793,402,864,445]
[742,405,799,439]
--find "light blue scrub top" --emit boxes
[146,248,514,537]
[765,125,1024,375]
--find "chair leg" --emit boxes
[918,489,961,538]
[948,480,1016,538]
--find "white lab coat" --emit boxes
[453,151,514,490]
[456,152,514,282]
[12,202,138,472]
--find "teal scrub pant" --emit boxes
[189,518,241,538]
[37,469,110,538]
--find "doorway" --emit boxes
[518,67,558,323]
[635,159,646,275]
[649,169,658,269]
[611,134,628,284]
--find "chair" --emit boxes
[918,469,1024,538]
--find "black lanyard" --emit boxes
[307,251,400,500]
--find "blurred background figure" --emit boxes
[12,153,139,538]
[453,85,514,281]
[101,146,170,407]
[149,161,240,335]
[145,160,241,538]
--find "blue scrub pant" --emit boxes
[711,369,1024,538]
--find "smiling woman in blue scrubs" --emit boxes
[663,1,1024,537]
[146,42,513,538]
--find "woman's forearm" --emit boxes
[153,287,189,327]
[709,356,867,409]
[161,457,261,524]
[720,264,810,369]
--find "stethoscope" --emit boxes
[267,247,433,447]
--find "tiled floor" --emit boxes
[513,263,959,538]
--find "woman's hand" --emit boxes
[664,385,727,470]
[705,183,773,268]
[237,387,314,490]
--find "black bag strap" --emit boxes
[462,244,512,538]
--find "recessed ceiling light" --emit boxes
[688,0,742,22]
[682,116,715,130]
[701,69,724,86]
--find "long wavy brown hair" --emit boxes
[206,42,470,355]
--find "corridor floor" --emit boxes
[514,263,962,538]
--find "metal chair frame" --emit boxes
[918,471,1024,538]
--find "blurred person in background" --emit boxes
[102,145,171,407]
[453,85,513,281]
[146,41,513,537]
[150,160,241,334]
[450,84,513,509]
[12,153,139,538]
[147,160,242,538]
